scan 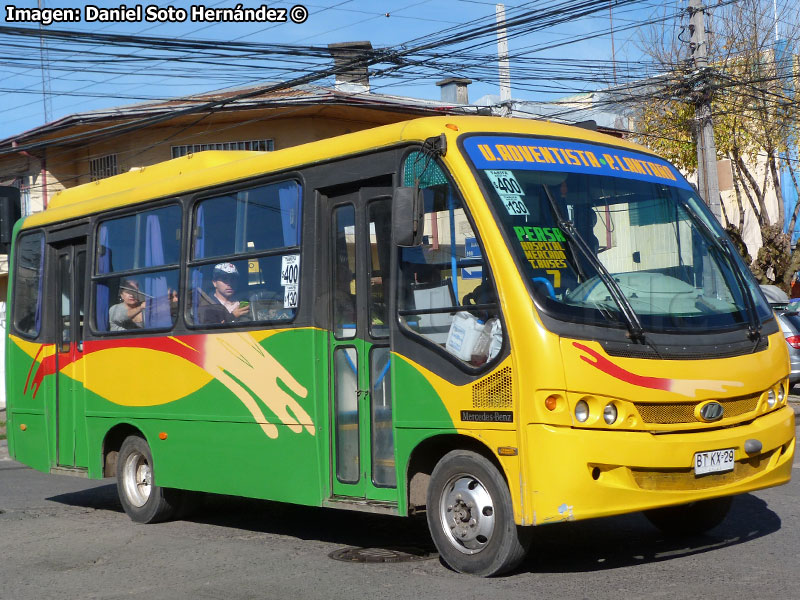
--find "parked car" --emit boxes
[760,285,800,386]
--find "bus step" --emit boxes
[323,496,399,516]
[50,466,89,478]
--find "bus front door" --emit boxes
[52,237,88,470]
[329,188,397,501]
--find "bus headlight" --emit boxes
[603,403,618,425]
[767,389,777,408]
[575,400,589,423]
[777,386,786,404]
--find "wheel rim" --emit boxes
[438,473,496,555]
[121,450,152,508]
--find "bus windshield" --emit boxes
[463,135,771,333]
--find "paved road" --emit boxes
[2,405,799,600]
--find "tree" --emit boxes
[632,0,800,289]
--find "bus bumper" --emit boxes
[523,405,795,526]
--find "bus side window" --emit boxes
[94,205,181,333]
[12,232,45,338]
[187,180,302,327]
[398,152,504,367]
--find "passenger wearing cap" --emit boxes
[197,262,251,324]
[109,278,146,331]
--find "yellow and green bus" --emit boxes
[4,116,795,576]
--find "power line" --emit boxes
[3,0,797,188]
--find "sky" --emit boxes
[0,0,677,141]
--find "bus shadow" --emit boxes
[47,482,122,512]
[47,487,780,573]
[47,484,435,550]
[518,493,781,574]
[194,494,437,550]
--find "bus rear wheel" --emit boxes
[644,496,733,536]
[116,435,183,524]
[426,450,530,576]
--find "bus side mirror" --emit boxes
[392,186,424,247]
[0,186,22,254]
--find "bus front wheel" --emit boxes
[116,435,183,524]
[426,450,530,576]
[644,496,733,536]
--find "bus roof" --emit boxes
[22,116,653,229]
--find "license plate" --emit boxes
[694,448,735,476]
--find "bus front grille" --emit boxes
[634,394,760,424]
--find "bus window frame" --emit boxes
[183,176,304,331]
[393,147,508,376]
[89,198,183,336]
[10,228,47,341]
[455,131,780,350]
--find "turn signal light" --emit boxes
[158,432,168,440]
[445,123,459,131]
[545,396,558,411]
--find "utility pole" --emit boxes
[609,2,618,86]
[689,0,722,221]
[774,0,779,42]
[37,0,52,123]
[496,4,512,117]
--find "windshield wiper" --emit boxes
[721,237,762,345]
[676,201,762,345]
[540,185,648,345]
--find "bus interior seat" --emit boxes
[249,288,289,321]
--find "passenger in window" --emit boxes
[109,279,145,331]
[197,262,251,324]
